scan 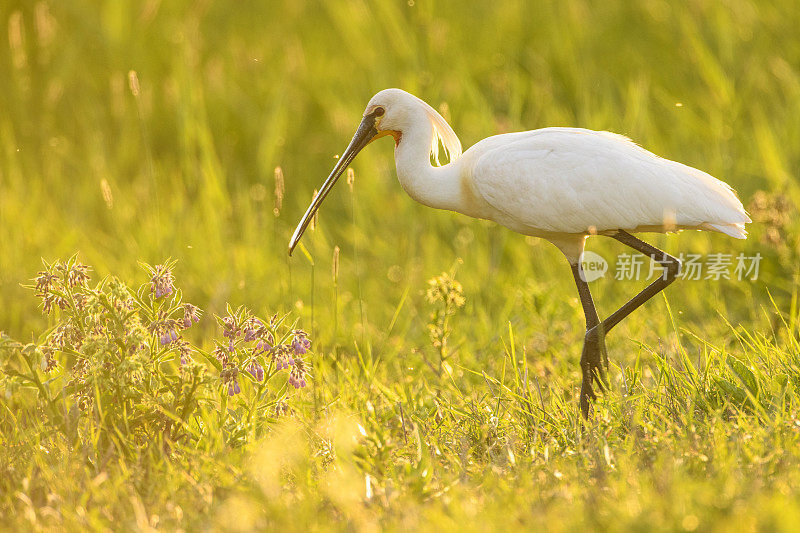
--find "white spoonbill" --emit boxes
[288,88,750,417]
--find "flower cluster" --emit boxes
[425,272,466,309]
[32,258,98,364]
[148,262,176,298]
[33,259,88,314]
[183,304,201,328]
[27,258,195,423]
[424,272,466,375]
[30,258,205,378]
[6,257,311,451]
[149,310,182,346]
[174,339,193,366]
[213,307,312,396]
[747,190,792,247]
[144,304,203,366]
[292,330,311,355]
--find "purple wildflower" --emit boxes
[41,293,68,314]
[222,316,237,337]
[247,360,265,382]
[160,328,178,346]
[49,323,83,350]
[274,401,290,418]
[274,345,294,371]
[288,358,308,389]
[287,372,307,389]
[34,271,58,294]
[221,363,240,395]
[255,332,274,354]
[73,292,90,311]
[67,263,91,287]
[182,304,202,329]
[243,318,262,342]
[213,345,229,365]
[150,264,175,298]
[291,330,311,355]
[174,339,193,366]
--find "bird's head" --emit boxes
[360,88,423,146]
[288,89,461,255]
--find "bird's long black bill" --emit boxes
[288,113,379,255]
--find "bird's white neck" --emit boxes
[393,113,463,212]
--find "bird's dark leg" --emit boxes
[595,230,682,335]
[575,230,681,419]
[570,262,608,419]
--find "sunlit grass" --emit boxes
[1,0,800,530]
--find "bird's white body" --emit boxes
[289,88,750,416]
[374,89,749,261]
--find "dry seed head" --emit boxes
[128,70,140,97]
[8,11,27,70]
[332,246,340,282]
[100,178,114,209]
[273,166,284,217]
[34,2,55,49]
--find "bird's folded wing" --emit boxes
[470,128,749,236]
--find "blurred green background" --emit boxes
[2,0,798,353]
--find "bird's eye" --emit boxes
[374,107,385,117]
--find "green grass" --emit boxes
[2,0,800,530]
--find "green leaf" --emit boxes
[726,355,759,397]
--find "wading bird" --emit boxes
[288,89,749,417]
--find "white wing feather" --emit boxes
[469,128,750,238]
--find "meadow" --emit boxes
[2,0,800,530]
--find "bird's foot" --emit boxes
[579,327,608,419]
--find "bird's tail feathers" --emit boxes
[704,222,748,239]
